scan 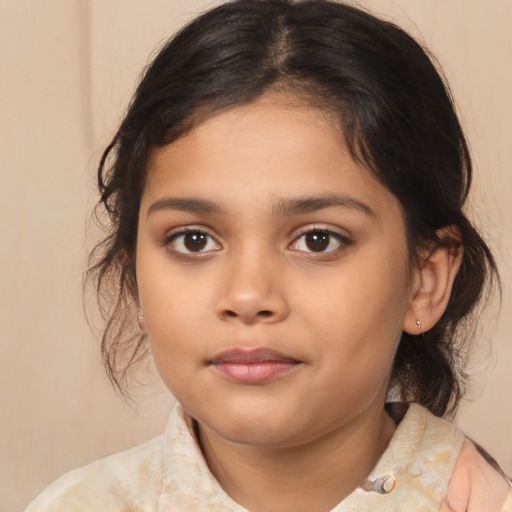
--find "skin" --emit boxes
[136,93,461,512]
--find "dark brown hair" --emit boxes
[88,0,498,416]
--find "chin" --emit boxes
[215,421,301,449]
[195,403,304,449]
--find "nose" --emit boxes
[215,250,289,325]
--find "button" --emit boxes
[360,474,396,494]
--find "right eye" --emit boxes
[166,229,221,254]
[290,228,350,255]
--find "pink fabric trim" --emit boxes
[441,440,511,511]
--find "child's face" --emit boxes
[136,94,414,448]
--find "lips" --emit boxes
[208,348,301,384]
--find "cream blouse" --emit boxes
[26,403,512,511]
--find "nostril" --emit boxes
[222,309,274,320]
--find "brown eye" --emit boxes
[167,230,220,254]
[184,232,208,251]
[304,231,330,252]
[292,229,348,254]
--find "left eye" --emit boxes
[167,230,220,254]
[291,229,346,253]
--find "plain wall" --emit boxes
[1,1,510,511]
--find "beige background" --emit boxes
[1,1,510,511]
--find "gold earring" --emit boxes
[416,319,422,331]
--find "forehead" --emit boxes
[142,95,404,226]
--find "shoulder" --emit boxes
[442,438,512,512]
[25,435,165,512]
[377,403,511,511]
[24,404,238,512]
[402,403,512,512]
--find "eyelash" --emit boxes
[163,226,351,256]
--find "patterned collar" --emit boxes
[159,403,465,511]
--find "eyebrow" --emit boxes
[146,194,375,218]
[147,197,224,217]
[271,194,376,218]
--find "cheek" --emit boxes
[311,258,409,331]
[137,245,211,324]
[143,293,206,395]
[303,247,410,367]
[136,268,197,371]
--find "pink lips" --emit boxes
[209,348,301,384]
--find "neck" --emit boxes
[198,407,396,512]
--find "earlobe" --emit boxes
[137,311,147,332]
[403,226,463,334]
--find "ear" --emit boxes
[403,226,463,334]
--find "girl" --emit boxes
[27,0,511,510]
